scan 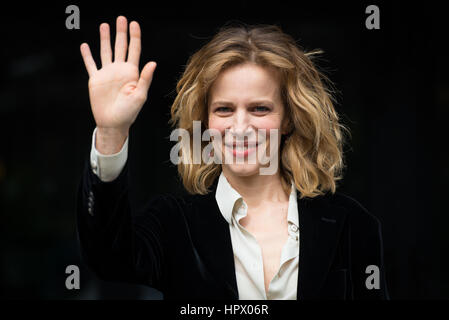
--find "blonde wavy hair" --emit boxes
[170,23,350,198]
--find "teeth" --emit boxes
[226,145,256,150]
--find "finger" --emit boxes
[99,23,112,66]
[80,43,97,77]
[136,61,157,97]
[114,16,128,62]
[127,21,141,66]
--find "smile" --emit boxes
[224,142,260,157]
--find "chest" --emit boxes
[238,206,290,290]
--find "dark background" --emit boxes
[1,1,448,299]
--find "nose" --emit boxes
[230,109,253,138]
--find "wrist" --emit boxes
[95,127,129,155]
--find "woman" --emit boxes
[77,16,389,300]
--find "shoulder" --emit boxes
[137,191,221,235]
[301,191,385,256]
[140,192,191,213]
[314,191,382,230]
[140,190,213,217]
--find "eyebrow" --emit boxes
[210,100,275,107]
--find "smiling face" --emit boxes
[207,62,285,177]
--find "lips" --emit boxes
[225,141,258,148]
[224,141,259,157]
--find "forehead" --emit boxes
[209,63,281,104]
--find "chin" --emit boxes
[223,163,261,177]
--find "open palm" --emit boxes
[80,16,156,133]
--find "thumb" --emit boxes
[136,61,157,97]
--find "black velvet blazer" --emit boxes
[76,157,390,300]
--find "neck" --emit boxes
[222,166,289,207]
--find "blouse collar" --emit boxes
[215,172,299,227]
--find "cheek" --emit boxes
[253,117,283,148]
[252,116,282,132]
[208,115,228,135]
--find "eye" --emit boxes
[215,106,233,114]
[251,106,271,113]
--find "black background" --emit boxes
[1,0,448,299]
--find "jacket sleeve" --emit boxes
[348,198,390,300]
[76,156,167,291]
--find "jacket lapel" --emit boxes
[297,193,347,299]
[189,187,239,299]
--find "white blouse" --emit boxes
[215,173,299,300]
[89,127,299,299]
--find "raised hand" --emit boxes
[80,16,156,154]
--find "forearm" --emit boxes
[77,156,138,282]
[77,145,166,288]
